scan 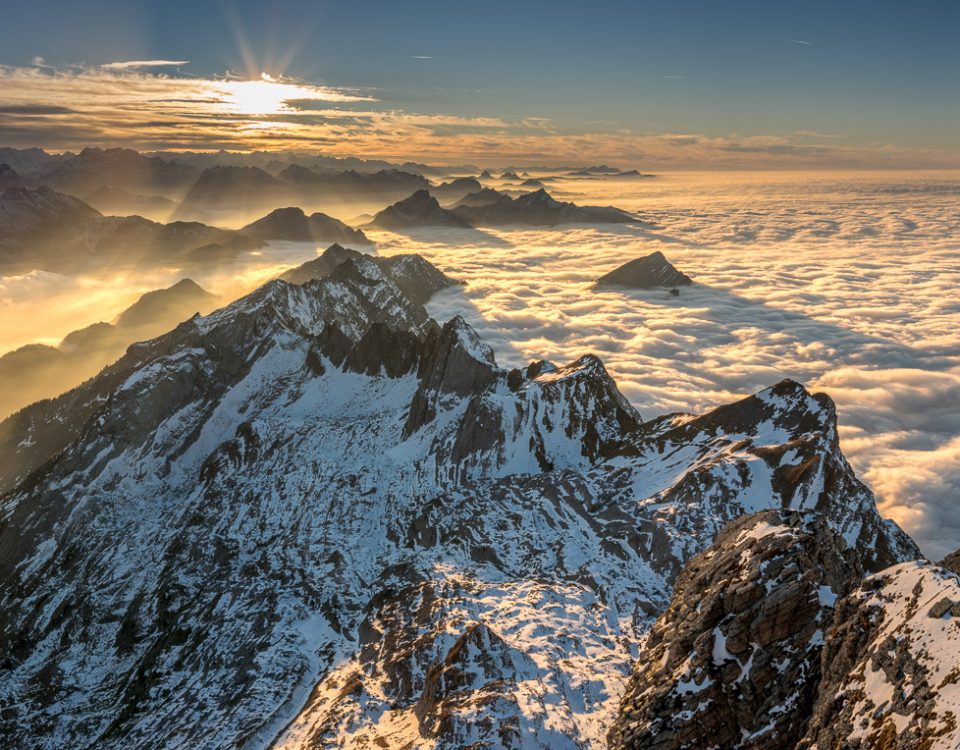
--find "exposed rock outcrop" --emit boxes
[798,561,960,749]
[595,251,693,289]
[608,510,863,750]
[279,245,461,304]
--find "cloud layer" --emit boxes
[0,170,957,559]
[1,62,959,167]
[369,171,959,559]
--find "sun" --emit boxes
[220,72,317,116]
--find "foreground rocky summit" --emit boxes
[0,251,919,749]
[609,512,960,750]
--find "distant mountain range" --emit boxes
[0,186,369,274]
[368,187,638,229]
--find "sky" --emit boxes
[0,0,959,165]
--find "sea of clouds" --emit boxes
[1,170,957,559]
[377,171,960,559]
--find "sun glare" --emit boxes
[220,72,316,116]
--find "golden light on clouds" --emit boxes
[1,62,958,167]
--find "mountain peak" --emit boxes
[369,189,471,229]
[595,251,693,289]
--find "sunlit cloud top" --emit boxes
[0,60,958,168]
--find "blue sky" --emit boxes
[0,0,957,164]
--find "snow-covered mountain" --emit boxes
[0,251,927,749]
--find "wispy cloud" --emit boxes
[789,39,813,46]
[102,60,191,70]
[409,56,433,60]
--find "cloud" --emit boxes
[409,56,433,60]
[360,171,959,559]
[0,171,956,557]
[790,40,813,46]
[0,63,957,168]
[102,60,191,70]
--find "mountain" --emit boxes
[368,189,471,229]
[568,165,622,176]
[608,509,865,749]
[34,147,198,197]
[0,186,102,271]
[279,244,462,304]
[114,279,218,329]
[0,147,59,176]
[240,207,369,245]
[451,188,637,226]
[0,186,258,273]
[430,176,482,204]
[82,185,178,219]
[277,165,431,203]
[609,510,957,750]
[0,279,220,420]
[175,165,291,219]
[801,560,960,748]
[595,251,694,289]
[0,247,917,749]
[0,163,25,191]
[278,243,367,284]
[175,165,433,221]
[941,548,960,574]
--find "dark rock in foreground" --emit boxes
[608,510,862,750]
[595,251,693,289]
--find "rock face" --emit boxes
[608,517,960,750]
[241,206,368,245]
[940,548,960,575]
[608,510,863,750]
[279,245,462,304]
[799,561,960,749]
[0,252,918,749]
[369,189,471,229]
[595,251,693,289]
[452,187,637,226]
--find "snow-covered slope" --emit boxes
[0,253,917,750]
[800,561,960,749]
